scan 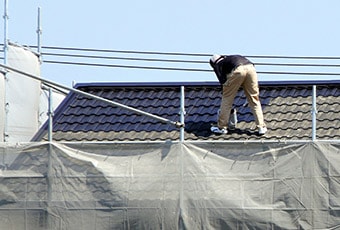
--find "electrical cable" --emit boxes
[43,60,211,72]
[36,45,340,59]
[36,45,211,57]
[2,44,340,76]
[43,60,340,76]
[40,52,340,68]
[41,52,206,64]
[3,43,340,59]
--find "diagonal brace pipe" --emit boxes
[0,63,184,128]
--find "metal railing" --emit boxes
[311,85,317,141]
[0,63,185,141]
[0,62,327,143]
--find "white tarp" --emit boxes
[1,44,65,141]
[5,44,41,142]
[0,141,339,229]
[0,71,4,141]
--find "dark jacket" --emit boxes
[210,55,253,85]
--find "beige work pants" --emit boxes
[218,64,266,129]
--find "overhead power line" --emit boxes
[1,44,340,76]
[43,60,340,76]
[42,52,206,64]
[43,60,210,72]
[3,43,340,59]
[38,45,340,60]
[3,48,340,69]
[40,52,340,68]
[38,45,211,57]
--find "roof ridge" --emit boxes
[74,80,340,89]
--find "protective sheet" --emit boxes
[5,44,41,142]
[0,71,4,142]
[0,141,339,229]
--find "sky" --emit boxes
[1,0,340,87]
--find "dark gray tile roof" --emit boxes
[33,80,340,142]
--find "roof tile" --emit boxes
[33,81,340,142]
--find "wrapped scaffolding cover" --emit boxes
[0,71,4,141]
[5,44,41,142]
[0,142,339,229]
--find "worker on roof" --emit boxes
[209,54,267,135]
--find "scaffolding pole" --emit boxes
[36,7,42,58]
[312,85,317,141]
[0,63,184,129]
[179,86,185,142]
[45,86,54,228]
[3,0,8,65]
[3,0,9,142]
[48,88,53,142]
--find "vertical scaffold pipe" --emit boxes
[180,86,185,142]
[3,0,9,142]
[47,88,53,228]
[37,7,42,57]
[3,0,8,65]
[48,88,53,142]
[312,85,317,141]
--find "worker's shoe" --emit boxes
[258,127,267,135]
[211,126,228,134]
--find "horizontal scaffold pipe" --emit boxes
[0,63,184,128]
